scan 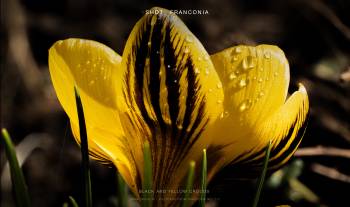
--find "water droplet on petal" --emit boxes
[259,91,264,97]
[194,68,200,74]
[89,80,95,85]
[242,56,256,70]
[239,101,248,111]
[185,36,193,43]
[204,55,209,60]
[234,46,242,53]
[86,60,90,65]
[274,72,278,77]
[232,56,238,62]
[174,79,177,83]
[208,89,213,93]
[184,47,190,54]
[103,75,107,80]
[229,72,237,80]
[205,69,210,75]
[167,64,171,69]
[216,83,222,89]
[259,67,264,71]
[258,78,263,83]
[239,79,247,87]
[147,41,151,47]
[217,100,223,104]
[264,51,271,59]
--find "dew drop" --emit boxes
[274,72,278,77]
[242,56,256,70]
[198,57,203,61]
[185,36,193,43]
[205,69,210,75]
[259,67,264,72]
[208,89,213,93]
[89,80,95,85]
[229,72,237,80]
[239,79,247,87]
[264,51,271,59]
[167,64,171,69]
[258,78,263,83]
[216,83,222,89]
[204,55,209,60]
[194,68,200,74]
[86,60,91,65]
[103,75,107,80]
[234,46,242,53]
[174,79,177,83]
[232,56,238,61]
[93,63,97,68]
[217,100,223,104]
[239,101,248,111]
[147,41,151,47]
[253,76,257,80]
[259,91,264,97]
[184,47,190,54]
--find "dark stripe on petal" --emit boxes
[268,111,309,168]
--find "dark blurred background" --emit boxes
[1,0,350,206]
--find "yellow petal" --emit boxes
[48,39,136,189]
[207,45,308,172]
[118,7,224,202]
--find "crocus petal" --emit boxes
[207,45,308,171]
[48,39,135,188]
[118,7,224,204]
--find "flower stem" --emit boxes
[199,149,207,207]
[117,173,128,207]
[74,88,92,207]
[252,140,272,207]
[142,141,153,207]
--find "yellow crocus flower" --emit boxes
[48,7,309,206]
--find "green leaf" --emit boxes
[181,161,195,207]
[142,141,153,207]
[68,196,79,207]
[117,173,128,207]
[252,140,272,207]
[199,149,207,207]
[74,88,92,207]
[1,128,31,207]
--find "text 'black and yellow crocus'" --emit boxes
[48,7,309,206]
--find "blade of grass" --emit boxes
[74,88,92,207]
[181,161,195,207]
[117,173,128,207]
[68,196,79,207]
[252,140,272,207]
[142,141,152,207]
[199,149,207,207]
[1,129,31,207]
